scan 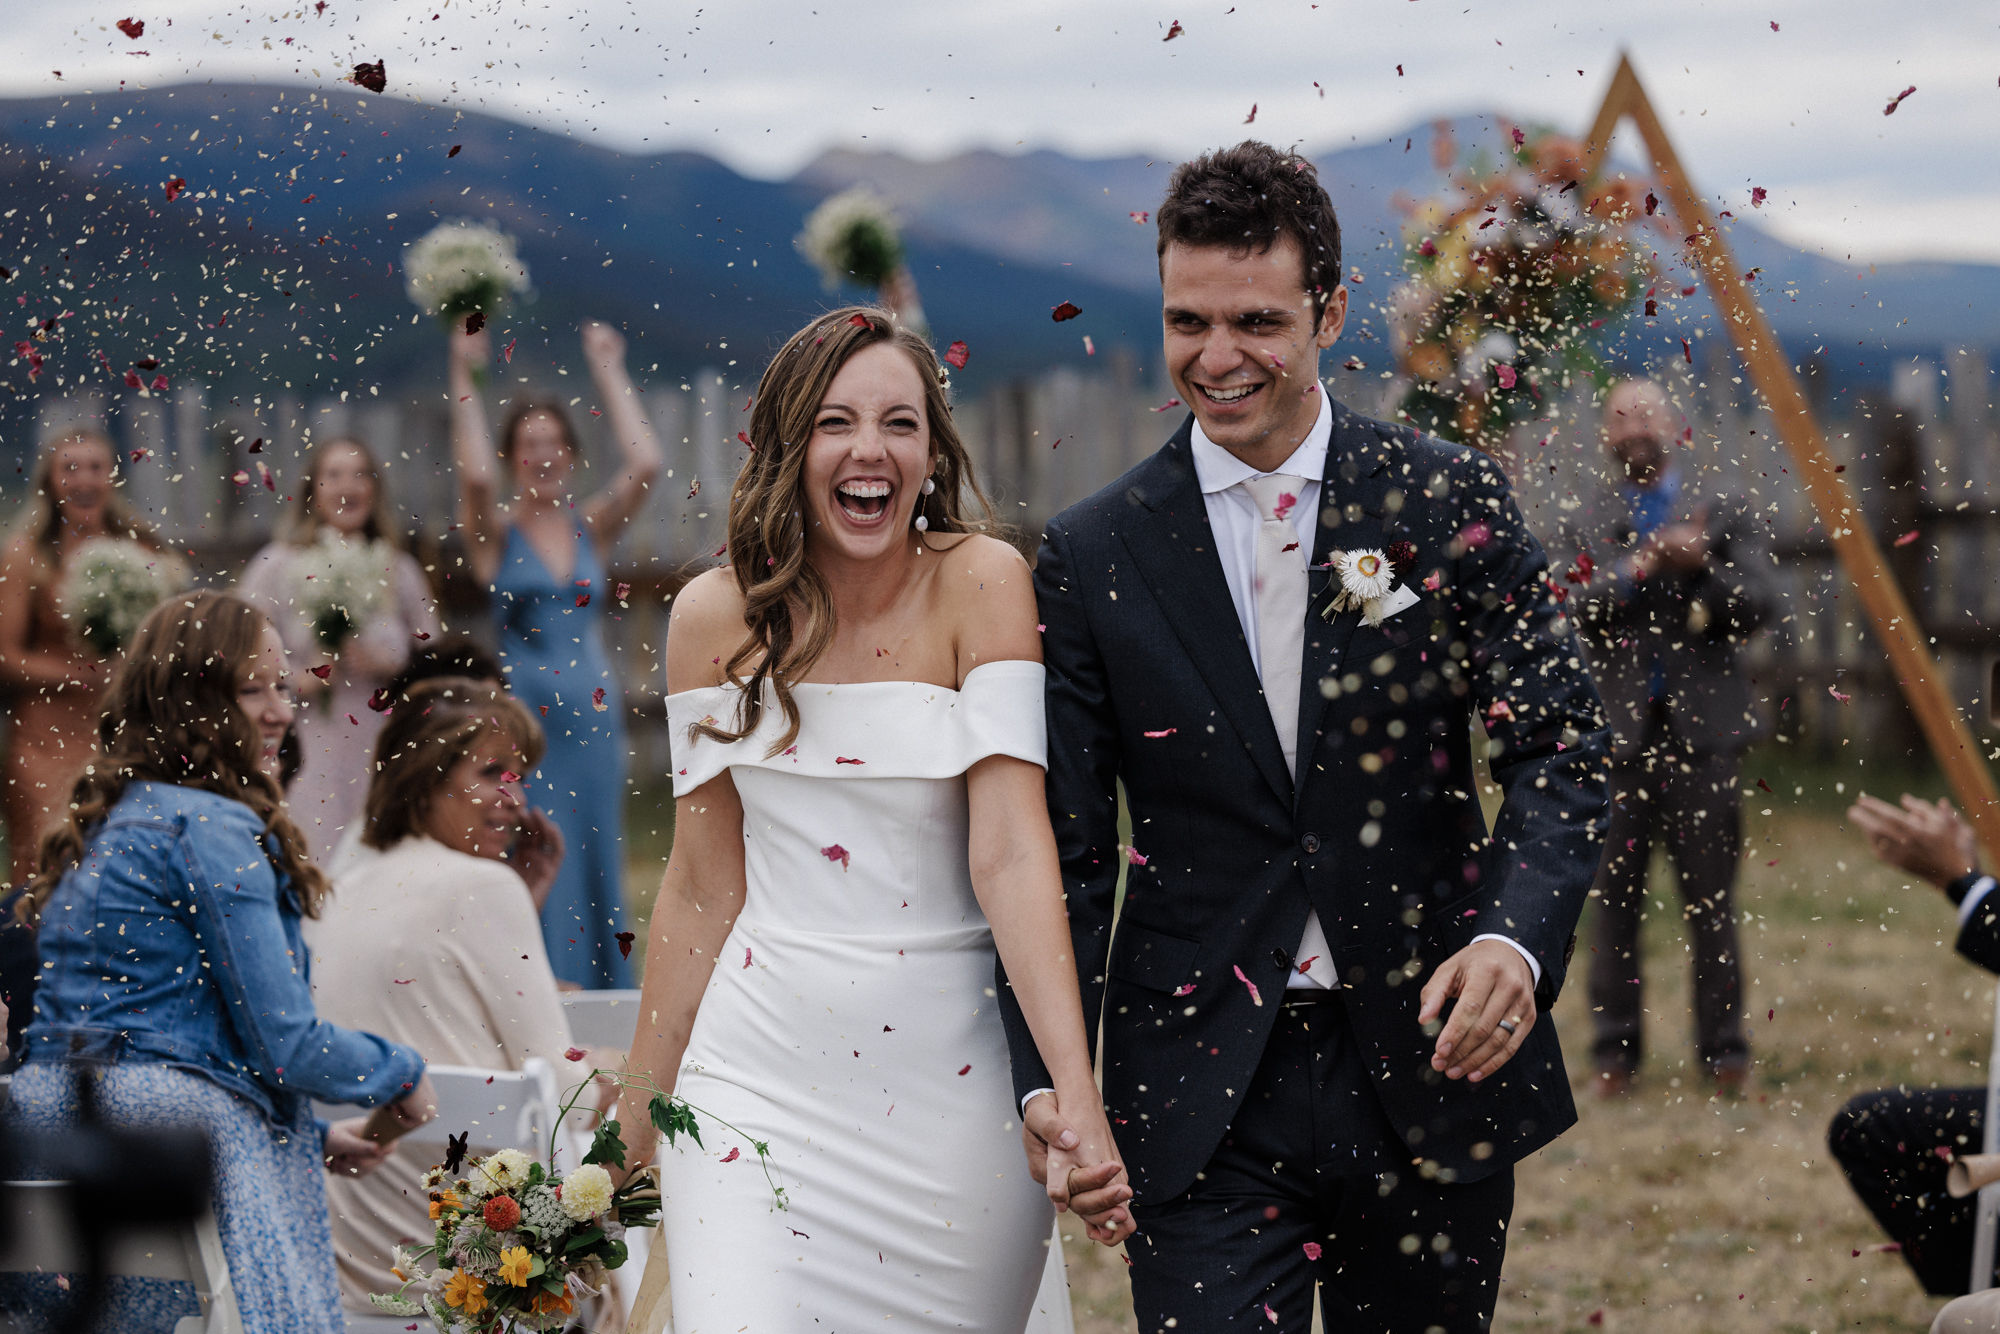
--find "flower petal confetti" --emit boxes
[1050,301,1083,322]
[116,18,145,39]
[1233,964,1264,1007]
[1163,19,1184,40]
[591,687,608,712]
[350,60,387,94]
[820,843,852,871]
[943,340,970,369]
[1884,85,1917,115]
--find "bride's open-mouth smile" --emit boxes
[833,476,896,526]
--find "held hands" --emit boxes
[1021,1090,1134,1247]
[1418,939,1537,1083]
[1849,793,1979,891]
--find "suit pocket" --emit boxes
[1107,920,1201,994]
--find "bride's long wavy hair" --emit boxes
[700,306,1002,756]
[14,591,327,925]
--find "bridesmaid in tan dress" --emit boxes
[0,428,158,884]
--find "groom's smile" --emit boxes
[1161,236,1348,473]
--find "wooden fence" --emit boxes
[20,340,1999,776]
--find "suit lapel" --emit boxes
[1297,400,1395,788]
[1115,422,1294,806]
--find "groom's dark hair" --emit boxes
[1156,141,1343,331]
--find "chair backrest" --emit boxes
[560,989,643,1051]
[396,1058,563,1166]
[0,1179,242,1334]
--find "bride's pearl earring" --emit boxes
[921,478,936,496]
[914,514,929,532]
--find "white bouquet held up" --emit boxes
[57,538,183,656]
[294,534,391,654]
[796,187,926,330]
[404,220,531,333]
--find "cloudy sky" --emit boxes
[8,0,1998,264]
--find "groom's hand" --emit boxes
[1419,939,1537,1082]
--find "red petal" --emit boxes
[1050,301,1083,322]
[164,176,186,202]
[720,1147,741,1163]
[1163,19,1184,40]
[563,1047,587,1062]
[943,340,970,370]
[350,60,387,93]
[820,843,852,870]
[615,931,635,959]
[957,1064,972,1075]
[309,664,333,679]
[116,18,145,38]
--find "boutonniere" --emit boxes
[1324,540,1422,626]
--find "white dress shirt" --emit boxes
[1189,392,1541,990]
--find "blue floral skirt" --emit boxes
[0,1060,344,1334]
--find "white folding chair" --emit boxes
[560,989,643,1051]
[325,1060,565,1333]
[0,1178,242,1334]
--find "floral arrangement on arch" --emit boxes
[1387,121,1662,453]
[370,1068,784,1332]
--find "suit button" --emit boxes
[1271,947,1293,971]
[1301,832,1321,854]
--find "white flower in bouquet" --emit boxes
[796,187,905,291]
[557,1164,614,1221]
[403,219,531,328]
[468,1147,535,1197]
[58,537,183,656]
[294,534,391,654]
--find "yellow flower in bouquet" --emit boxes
[497,1245,534,1287]
[443,1269,488,1315]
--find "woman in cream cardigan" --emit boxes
[307,677,574,1312]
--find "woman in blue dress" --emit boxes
[449,321,663,988]
[6,591,436,1334]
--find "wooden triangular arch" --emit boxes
[1580,53,2000,864]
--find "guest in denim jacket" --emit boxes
[6,591,437,1334]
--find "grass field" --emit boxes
[623,749,1984,1331]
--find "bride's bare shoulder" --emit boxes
[665,567,748,692]
[931,534,1041,673]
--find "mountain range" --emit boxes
[2,80,1993,450]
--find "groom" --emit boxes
[1002,141,1610,1330]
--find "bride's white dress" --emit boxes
[656,659,1071,1331]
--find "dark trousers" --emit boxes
[1829,1085,1990,1296]
[1126,992,1514,1332]
[1586,716,1749,1074]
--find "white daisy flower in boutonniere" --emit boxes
[1327,540,1425,626]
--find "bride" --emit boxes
[614,307,1131,1329]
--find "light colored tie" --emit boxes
[1239,473,1337,990]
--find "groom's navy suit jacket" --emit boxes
[1002,400,1612,1204]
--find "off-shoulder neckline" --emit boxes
[666,657,1040,702]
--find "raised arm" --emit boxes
[611,570,747,1173]
[577,321,664,552]
[447,325,506,585]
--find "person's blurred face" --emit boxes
[310,443,377,536]
[509,411,575,498]
[238,624,298,783]
[421,729,528,862]
[50,436,115,530]
[1604,382,1671,486]
[1161,237,1345,470]
[801,342,933,566]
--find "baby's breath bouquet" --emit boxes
[58,537,183,656]
[404,220,532,330]
[294,533,392,654]
[370,1069,783,1333]
[796,187,926,330]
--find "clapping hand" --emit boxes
[1021,1092,1135,1246]
[324,1117,396,1178]
[1849,793,1980,891]
[509,808,566,913]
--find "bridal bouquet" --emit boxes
[370,1070,784,1332]
[58,537,183,655]
[404,220,532,331]
[1389,122,1658,453]
[294,534,391,654]
[797,186,904,291]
